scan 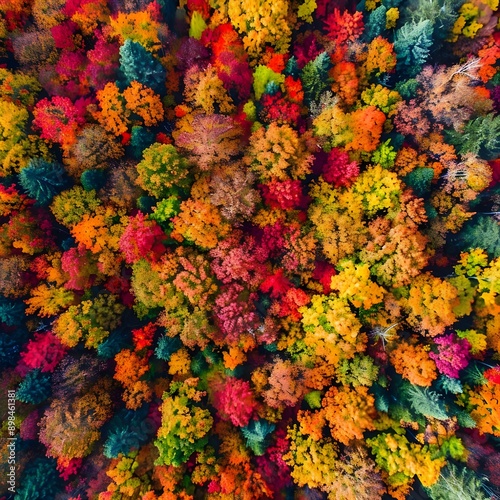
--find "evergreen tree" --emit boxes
[363,5,387,42]
[241,419,275,456]
[80,169,107,192]
[403,167,434,198]
[0,296,25,326]
[452,215,500,258]
[445,114,500,160]
[300,52,332,106]
[103,405,154,458]
[425,463,490,500]
[406,386,449,421]
[18,158,69,206]
[15,458,63,500]
[16,369,52,404]
[129,126,155,160]
[394,20,434,77]
[119,40,166,95]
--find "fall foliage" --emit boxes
[2,1,500,499]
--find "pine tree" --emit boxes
[425,463,490,500]
[241,419,275,456]
[300,52,332,105]
[80,169,107,192]
[363,5,387,42]
[0,295,25,326]
[445,114,500,160]
[119,39,166,95]
[394,20,434,77]
[16,369,52,404]
[452,215,500,258]
[103,405,154,458]
[403,167,434,198]
[18,158,69,206]
[406,386,449,421]
[15,458,63,500]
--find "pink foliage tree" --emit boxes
[32,96,87,148]
[260,179,304,210]
[19,331,67,374]
[213,283,260,343]
[61,245,99,291]
[317,148,360,187]
[119,212,166,264]
[213,377,258,427]
[429,333,471,379]
[210,232,268,287]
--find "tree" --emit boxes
[453,215,500,258]
[425,463,490,500]
[94,82,130,136]
[404,273,461,336]
[262,359,305,410]
[119,40,166,95]
[209,163,261,222]
[446,113,500,160]
[114,348,153,410]
[283,426,339,493]
[39,379,113,461]
[364,36,397,78]
[0,98,46,176]
[212,377,258,427]
[359,217,431,288]
[468,380,500,436]
[136,143,191,198]
[50,186,101,228]
[0,68,42,107]
[245,122,313,182]
[155,378,213,467]
[226,0,294,60]
[309,180,368,265]
[367,430,446,489]
[119,212,166,264]
[428,333,471,379]
[32,96,86,150]
[300,52,332,105]
[172,196,230,250]
[313,105,386,154]
[123,81,164,126]
[388,338,438,387]
[241,419,275,456]
[52,293,125,348]
[110,9,163,52]
[16,369,52,404]
[18,158,69,206]
[15,458,63,500]
[394,20,434,77]
[24,283,77,317]
[323,9,364,45]
[322,385,376,445]
[183,64,235,115]
[173,251,218,309]
[68,124,124,177]
[175,114,243,171]
[330,260,386,310]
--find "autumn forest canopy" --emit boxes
[1,0,500,499]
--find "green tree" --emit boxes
[300,52,332,105]
[155,378,213,467]
[394,20,434,76]
[425,463,490,500]
[119,39,166,95]
[136,143,191,198]
[445,114,500,160]
[18,158,69,206]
